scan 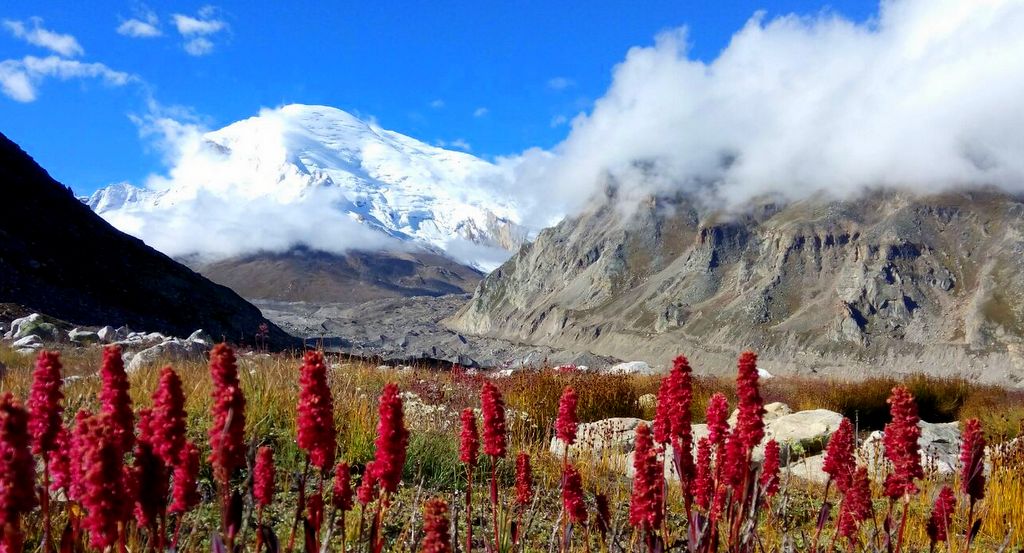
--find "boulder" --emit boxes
[12,334,43,352]
[763,409,844,461]
[97,326,117,343]
[187,329,213,345]
[127,339,208,372]
[728,402,794,426]
[5,313,62,342]
[68,328,100,345]
[861,420,961,476]
[604,361,655,375]
[551,417,647,458]
[786,453,829,484]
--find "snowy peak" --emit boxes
[89,104,527,269]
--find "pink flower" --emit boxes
[823,418,856,492]
[882,386,923,499]
[515,452,533,506]
[297,351,337,471]
[421,498,453,553]
[0,393,36,540]
[169,440,200,514]
[459,408,479,467]
[99,345,134,455]
[27,349,64,456]
[628,423,664,531]
[562,464,587,523]
[332,462,353,512]
[760,439,781,498]
[208,343,247,486]
[369,383,408,494]
[926,486,956,544]
[150,366,187,466]
[959,418,986,502]
[254,446,275,509]
[555,386,579,446]
[480,382,507,458]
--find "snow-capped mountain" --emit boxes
[88,104,527,270]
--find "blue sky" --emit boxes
[1,1,874,195]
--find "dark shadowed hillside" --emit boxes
[0,132,295,348]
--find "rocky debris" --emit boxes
[605,361,655,375]
[68,328,100,345]
[188,329,213,345]
[4,313,64,342]
[126,336,210,372]
[96,325,131,343]
[12,334,42,353]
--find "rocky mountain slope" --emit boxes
[87,104,527,270]
[191,247,482,305]
[448,188,1024,385]
[0,132,294,348]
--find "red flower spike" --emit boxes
[68,410,93,502]
[28,350,64,456]
[99,345,134,455]
[882,386,923,499]
[652,374,674,445]
[823,418,856,492]
[254,446,276,509]
[459,408,479,467]
[421,498,453,553]
[705,392,730,448]
[480,382,507,458]
[837,467,873,540]
[926,486,956,544]
[208,343,247,486]
[959,418,986,502]
[332,462,353,512]
[735,351,766,453]
[297,350,337,471]
[169,440,200,515]
[132,409,169,529]
[307,493,324,531]
[48,425,72,493]
[357,466,378,506]
[693,437,714,510]
[515,452,533,506]
[555,386,579,446]
[562,463,588,523]
[370,383,408,494]
[150,366,187,466]
[628,423,664,530]
[0,393,36,535]
[77,413,129,549]
[760,439,781,497]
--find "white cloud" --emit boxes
[473,107,489,117]
[449,138,471,151]
[183,37,214,56]
[117,10,161,38]
[510,0,1024,223]
[0,55,133,102]
[549,114,568,128]
[171,6,227,55]
[547,76,574,91]
[3,18,84,57]
[429,98,445,109]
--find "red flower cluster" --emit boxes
[0,393,36,550]
[208,344,247,486]
[705,392,730,447]
[760,439,780,497]
[48,426,72,493]
[169,440,200,514]
[515,452,533,506]
[150,366,187,466]
[629,423,664,531]
[555,386,579,445]
[959,418,986,502]
[882,386,922,499]
[369,383,408,494]
[27,350,64,456]
[823,417,855,492]
[100,345,134,455]
[652,356,695,488]
[421,498,453,553]
[357,470,378,506]
[297,351,337,470]
[459,408,479,467]
[693,437,714,510]
[480,382,507,458]
[254,446,275,508]
[131,409,169,530]
[837,467,873,540]
[734,351,765,452]
[562,463,587,523]
[76,413,129,549]
[332,462,353,511]
[926,486,956,544]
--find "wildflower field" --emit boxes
[0,343,1021,552]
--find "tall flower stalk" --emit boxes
[0,393,37,553]
[459,408,479,552]
[208,343,247,548]
[27,350,63,550]
[883,385,923,553]
[480,381,507,551]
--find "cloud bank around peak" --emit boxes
[509,0,1024,223]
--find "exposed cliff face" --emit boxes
[447,189,1024,385]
